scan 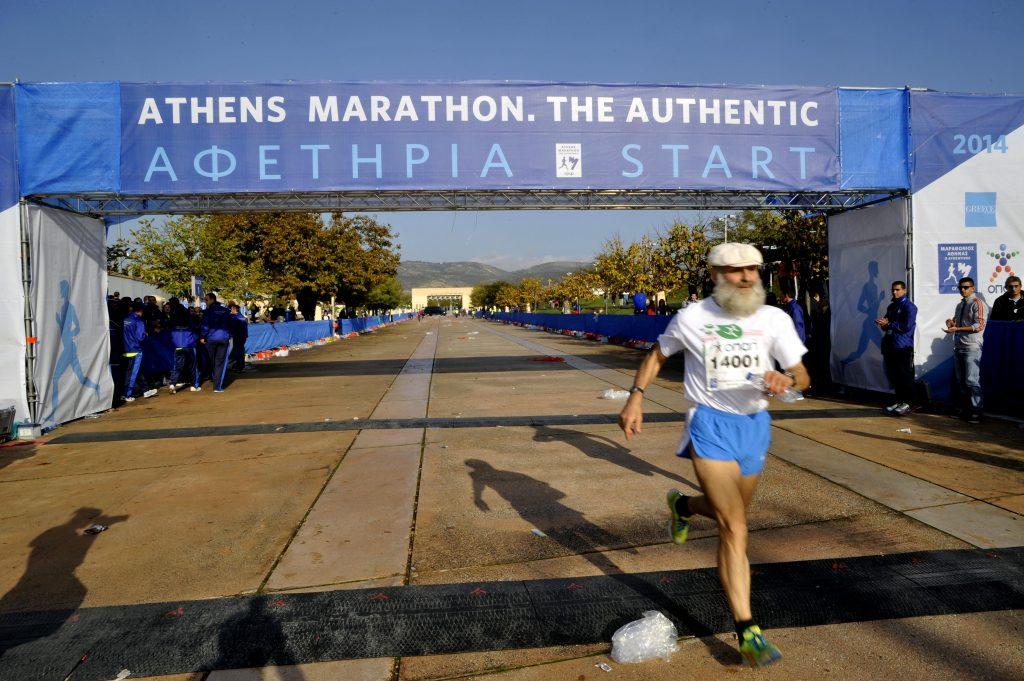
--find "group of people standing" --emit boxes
[876,274,1022,423]
[109,292,249,402]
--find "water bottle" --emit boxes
[746,373,803,403]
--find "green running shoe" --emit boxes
[666,489,692,545]
[739,625,782,667]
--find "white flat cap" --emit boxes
[708,242,763,268]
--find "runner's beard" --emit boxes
[713,277,767,317]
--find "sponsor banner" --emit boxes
[28,205,114,427]
[936,243,977,294]
[828,198,909,393]
[0,85,16,211]
[911,95,1024,401]
[119,82,839,193]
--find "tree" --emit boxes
[494,282,520,310]
[471,280,510,308]
[731,210,828,299]
[652,220,713,295]
[365,276,404,313]
[106,237,134,275]
[552,269,599,305]
[327,213,402,314]
[130,217,270,300]
[516,278,545,311]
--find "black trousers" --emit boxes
[882,342,915,404]
[206,340,230,391]
[230,335,247,370]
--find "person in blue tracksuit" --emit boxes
[228,303,249,372]
[122,302,148,402]
[169,306,201,394]
[779,286,808,343]
[201,292,234,393]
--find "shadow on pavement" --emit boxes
[0,441,37,473]
[843,429,1024,472]
[212,597,305,679]
[233,356,575,379]
[0,507,128,660]
[465,458,743,666]
[532,425,701,493]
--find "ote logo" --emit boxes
[965,192,996,227]
[986,243,1019,288]
[555,143,582,178]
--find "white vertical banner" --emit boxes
[827,198,910,392]
[28,205,113,428]
[0,205,29,420]
[911,123,1024,402]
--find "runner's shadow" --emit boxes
[0,507,128,659]
[0,442,37,473]
[466,459,742,666]
[532,425,700,493]
[211,597,305,679]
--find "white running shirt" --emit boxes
[657,297,807,415]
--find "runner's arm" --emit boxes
[618,343,670,440]
[763,362,810,394]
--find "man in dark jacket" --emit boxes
[169,306,201,393]
[122,302,148,402]
[201,293,233,393]
[779,284,808,343]
[876,281,918,416]
[990,276,1023,322]
[228,302,249,372]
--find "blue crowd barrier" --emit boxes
[980,321,1024,416]
[136,315,413,375]
[486,311,672,343]
[245,320,334,354]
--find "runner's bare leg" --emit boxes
[690,454,761,622]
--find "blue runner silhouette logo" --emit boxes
[43,279,101,424]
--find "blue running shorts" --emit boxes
[677,404,771,477]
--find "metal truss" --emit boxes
[32,188,906,216]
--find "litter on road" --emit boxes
[610,610,679,663]
[601,389,631,400]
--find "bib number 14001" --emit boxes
[709,354,760,370]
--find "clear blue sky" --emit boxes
[4,0,1023,269]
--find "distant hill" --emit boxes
[397,260,590,290]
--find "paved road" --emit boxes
[0,317,1020,680]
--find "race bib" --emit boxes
[702,324,765,390]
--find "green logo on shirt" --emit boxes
[715,324,743,339]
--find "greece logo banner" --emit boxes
[965,192,996,227]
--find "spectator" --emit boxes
[657,298,668,315]
[990,276,1023,321]
[632,291,647,315]
[201,292,233,393]
[808,291,832,393]
[876,281,918,416]
[228,302,249,372]
[944,277,986,424]
[779,284,807,343]
[122,302,147,402]
[285,305,297,322]
[169,306,201,394]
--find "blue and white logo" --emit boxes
[938,243,977,294]
[965,192,996,227]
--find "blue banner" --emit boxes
[910,91,1024,192]
[120,82,840,193]
[0,85,16,210]
[489,311,672,343]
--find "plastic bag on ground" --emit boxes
[601,389,630,400]
[610,610,679,663]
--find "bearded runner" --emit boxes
[618,242,810,667]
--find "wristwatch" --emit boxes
[629,386,645,395]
